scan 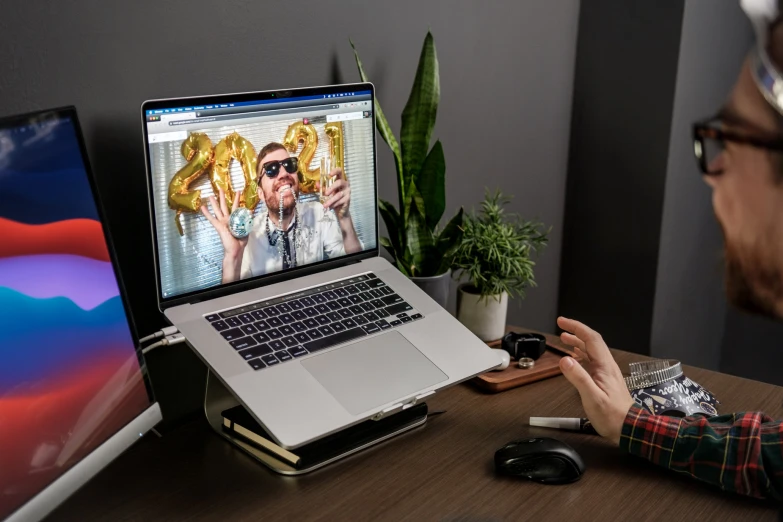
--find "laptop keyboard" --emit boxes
[204,273,424,371]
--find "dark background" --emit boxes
[1,0,780,427]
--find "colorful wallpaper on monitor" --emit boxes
[0,114,153,518]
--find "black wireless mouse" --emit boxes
[494,437,585,484]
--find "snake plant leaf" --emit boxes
[378,198,403,258]
[434,207,463,274]
[436,206,463,250]
[404,196,436,278]
[403,179,427,225]
[400,31,439,188]
[416,140,445,232]
[379,236,397,260]
[395,258,411,277]
[351,39,405,209]
[398,242,415,276]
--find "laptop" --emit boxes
[140,83,498,449]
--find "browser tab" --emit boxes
[161,112,196,123]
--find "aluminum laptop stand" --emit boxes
[203,370,428,475]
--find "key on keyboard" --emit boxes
[250,310,267,321]
[212,320,228,331]
[304,327,367,354]
[238,344,272,360]
[230,338,257,351]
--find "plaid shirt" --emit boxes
[620,404,783,500]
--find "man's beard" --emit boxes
[722,227,783,319]
[264,181,297,216]
[266,191,296,213]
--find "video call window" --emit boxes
[145,91,377,300]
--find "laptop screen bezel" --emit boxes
[0,105,157,403]
[140,83,380,311]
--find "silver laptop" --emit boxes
[140,83,498,449]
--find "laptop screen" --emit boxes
[142,85,378,302]
[0,108,154,519]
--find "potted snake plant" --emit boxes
[452,190,549,341]
[351,32,463,308]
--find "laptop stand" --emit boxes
[203,370,428,475]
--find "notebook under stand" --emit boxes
[203,370,428,475]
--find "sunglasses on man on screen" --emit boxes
[261,157,299,178]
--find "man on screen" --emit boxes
[201,142,362,283]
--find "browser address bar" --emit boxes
[326,112,366,122]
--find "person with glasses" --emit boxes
[201,142,361,283]
[556,1,783,501]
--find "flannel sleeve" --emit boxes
[619,404,783,500]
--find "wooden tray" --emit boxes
[471,327,576,393]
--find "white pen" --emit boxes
[529,416,599,435]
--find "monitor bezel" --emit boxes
[140,82,380,311]
[0,106,162,521]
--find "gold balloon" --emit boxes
[324,122,346,176]
[210,136,234,210]
[230,133,260,211]
[283,122,319,193]
[210,132,261,212]
[168,132,214,236]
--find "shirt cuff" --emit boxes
[619,404,681,466]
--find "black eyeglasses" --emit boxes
[261,157,299,178]
[693,117,783,175]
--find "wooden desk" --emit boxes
[47,347,782,521]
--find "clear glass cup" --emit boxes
[319,155,335,223]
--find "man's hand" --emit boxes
[200,188,248,283]
[319,168,351,217]
[557,316,636,445]
[316,167,361,254]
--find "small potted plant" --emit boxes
[452,190,549,341]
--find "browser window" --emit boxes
[144,90,377,300]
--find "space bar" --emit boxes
[303,328,367,354]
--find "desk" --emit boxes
[47,341,782,521]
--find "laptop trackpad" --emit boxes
[300,331,448,415]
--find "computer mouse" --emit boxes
[494,437,585,484]
[490,349,510,370]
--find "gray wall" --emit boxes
[559,0,685,354]
[436,3,579,329]
[720,311,783,384]
[650,0,752,369]
[0,0,580,425]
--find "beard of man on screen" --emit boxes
[200,142,362,284]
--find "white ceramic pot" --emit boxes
[456,284,508,342]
